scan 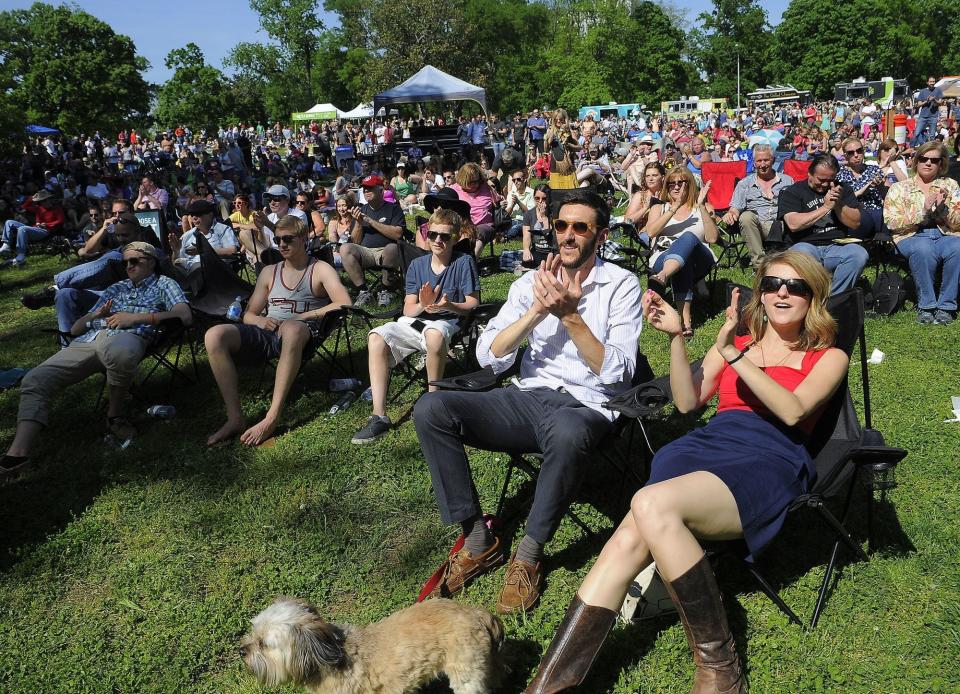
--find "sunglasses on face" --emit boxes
[553,219,595,236]
[917,155,942,164]
[295,199,309,206]
[844,147,865,156]
[512,176,526,183]
[427,231,454,242]
[759,275,813,297]
[273,234,299,245]
[666,180,685,188]
[124,256,150,268]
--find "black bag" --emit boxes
[870,270,907,315]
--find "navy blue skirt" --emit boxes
[646,410,816,560]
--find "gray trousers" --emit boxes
[738,210,772,265]
[18,331,147,426]
[413,385,612,544]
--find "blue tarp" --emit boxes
[25,124,60,135]
[373,65,487,116]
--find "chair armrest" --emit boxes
[429,366,501,391]
[604,379,671,419]
[339,304,402,322]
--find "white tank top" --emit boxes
[266,260,329,320]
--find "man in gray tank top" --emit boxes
[204,216,352,447]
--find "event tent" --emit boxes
[291,103,343,121]
[935,77,960,98]
[25,124,60,135]
[373,65,486,116]
[340,103,374,119]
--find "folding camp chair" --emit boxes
[701,161,750,274]
[429,349,656,536]
[782,158,810,184]
[606,285,907,628]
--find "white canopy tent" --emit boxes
[373,65,487,116]
[340,103,374,119]
[935,77,960,98]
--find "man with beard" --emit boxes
[413,192,644,615]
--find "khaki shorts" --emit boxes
[346,244,387,268]
[370,316,460,367]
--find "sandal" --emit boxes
[0,454,32,478]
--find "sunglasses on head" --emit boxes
[917,155,942,164]
[844,146,865,156]
[273,234,299,245]
[124,256,151,268]
[427,231,454,242]
[759,275,813,297]
[553,219,595,236]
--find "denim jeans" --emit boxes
[912,115,938,146]
[651,231,715,301]
[492,141,506,160]
[2,219,49,261]
[505,220,523,240]
[790,241,869,295]
[54,249,123,290]
[896,228,960,311]
[55,288,102,333]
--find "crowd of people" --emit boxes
[1,75,959,692]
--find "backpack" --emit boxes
[869,270,907,315]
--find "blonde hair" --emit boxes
[741,251,837,351]
[427,208,462,238]
[663,166,698,209]
[275,215,306,237]
[911,140,949,177]
[841,137,862,152]
[455,162,483,189]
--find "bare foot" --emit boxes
[239,416,278,447]
[206,419,246,447]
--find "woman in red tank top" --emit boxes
[526,251,850,693]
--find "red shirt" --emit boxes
[23,198,65,232]
[716,334,829,434]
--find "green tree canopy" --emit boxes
[0,2,150,134]
[154,44,233,130]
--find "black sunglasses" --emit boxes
[844,146,865,156]
[759,275,813,297]
[273,234,299,245]
[427,231,454,242]
[295,199,310,205]
[512,176,526,182]
[124,256,151,267]
[553,219,595,236]
[917,155,942,165]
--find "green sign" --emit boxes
[291,111,337,121]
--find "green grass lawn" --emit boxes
[0,248,958,693]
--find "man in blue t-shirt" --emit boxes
[527,109,547,155]
[913,76,944,146]
[352,208,480,444]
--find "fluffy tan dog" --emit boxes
[241,596,505,693]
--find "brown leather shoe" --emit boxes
[497,554,543,614]
[427,535,505,599]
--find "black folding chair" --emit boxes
[607,286,907,628]
[430,349,655,536]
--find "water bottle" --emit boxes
[87,318,108,331]
[329,377,362,392]
[146,405,176,418]
[361,386,373,402]
[226,296,244,322]
[329,390,358,415]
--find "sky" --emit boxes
[8,0,790,85]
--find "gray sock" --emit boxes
[461,515,493,556]
[515,535,543,565]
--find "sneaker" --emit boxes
[917,310,937,325]
[9,257,25,268]
[106,416,137,442]
[0,244,10,256]
[351,415,391,444]
[21,286,57,310]
[377,290,395,307]
[933,309,955,325]
[354,289,373,308]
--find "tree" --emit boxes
[688,0,773,104]
[0,2,150,134]
[154,44,234,129]
[250,0,326,104]
[769,0,934,98]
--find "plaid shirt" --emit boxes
[74,275,188,344]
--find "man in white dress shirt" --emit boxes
[414,192,644,615]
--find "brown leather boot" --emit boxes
[663,554,748,694]
[524,593,616,693]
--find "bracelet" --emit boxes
[150,313,157,325]
[725,344,750,365]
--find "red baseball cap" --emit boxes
[360,174,385,188]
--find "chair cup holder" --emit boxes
[860,461,898,491]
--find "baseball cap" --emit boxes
[185,199,216,216]
[361,175,385,188]
[265,184,290,198]
[123,241,160,259]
